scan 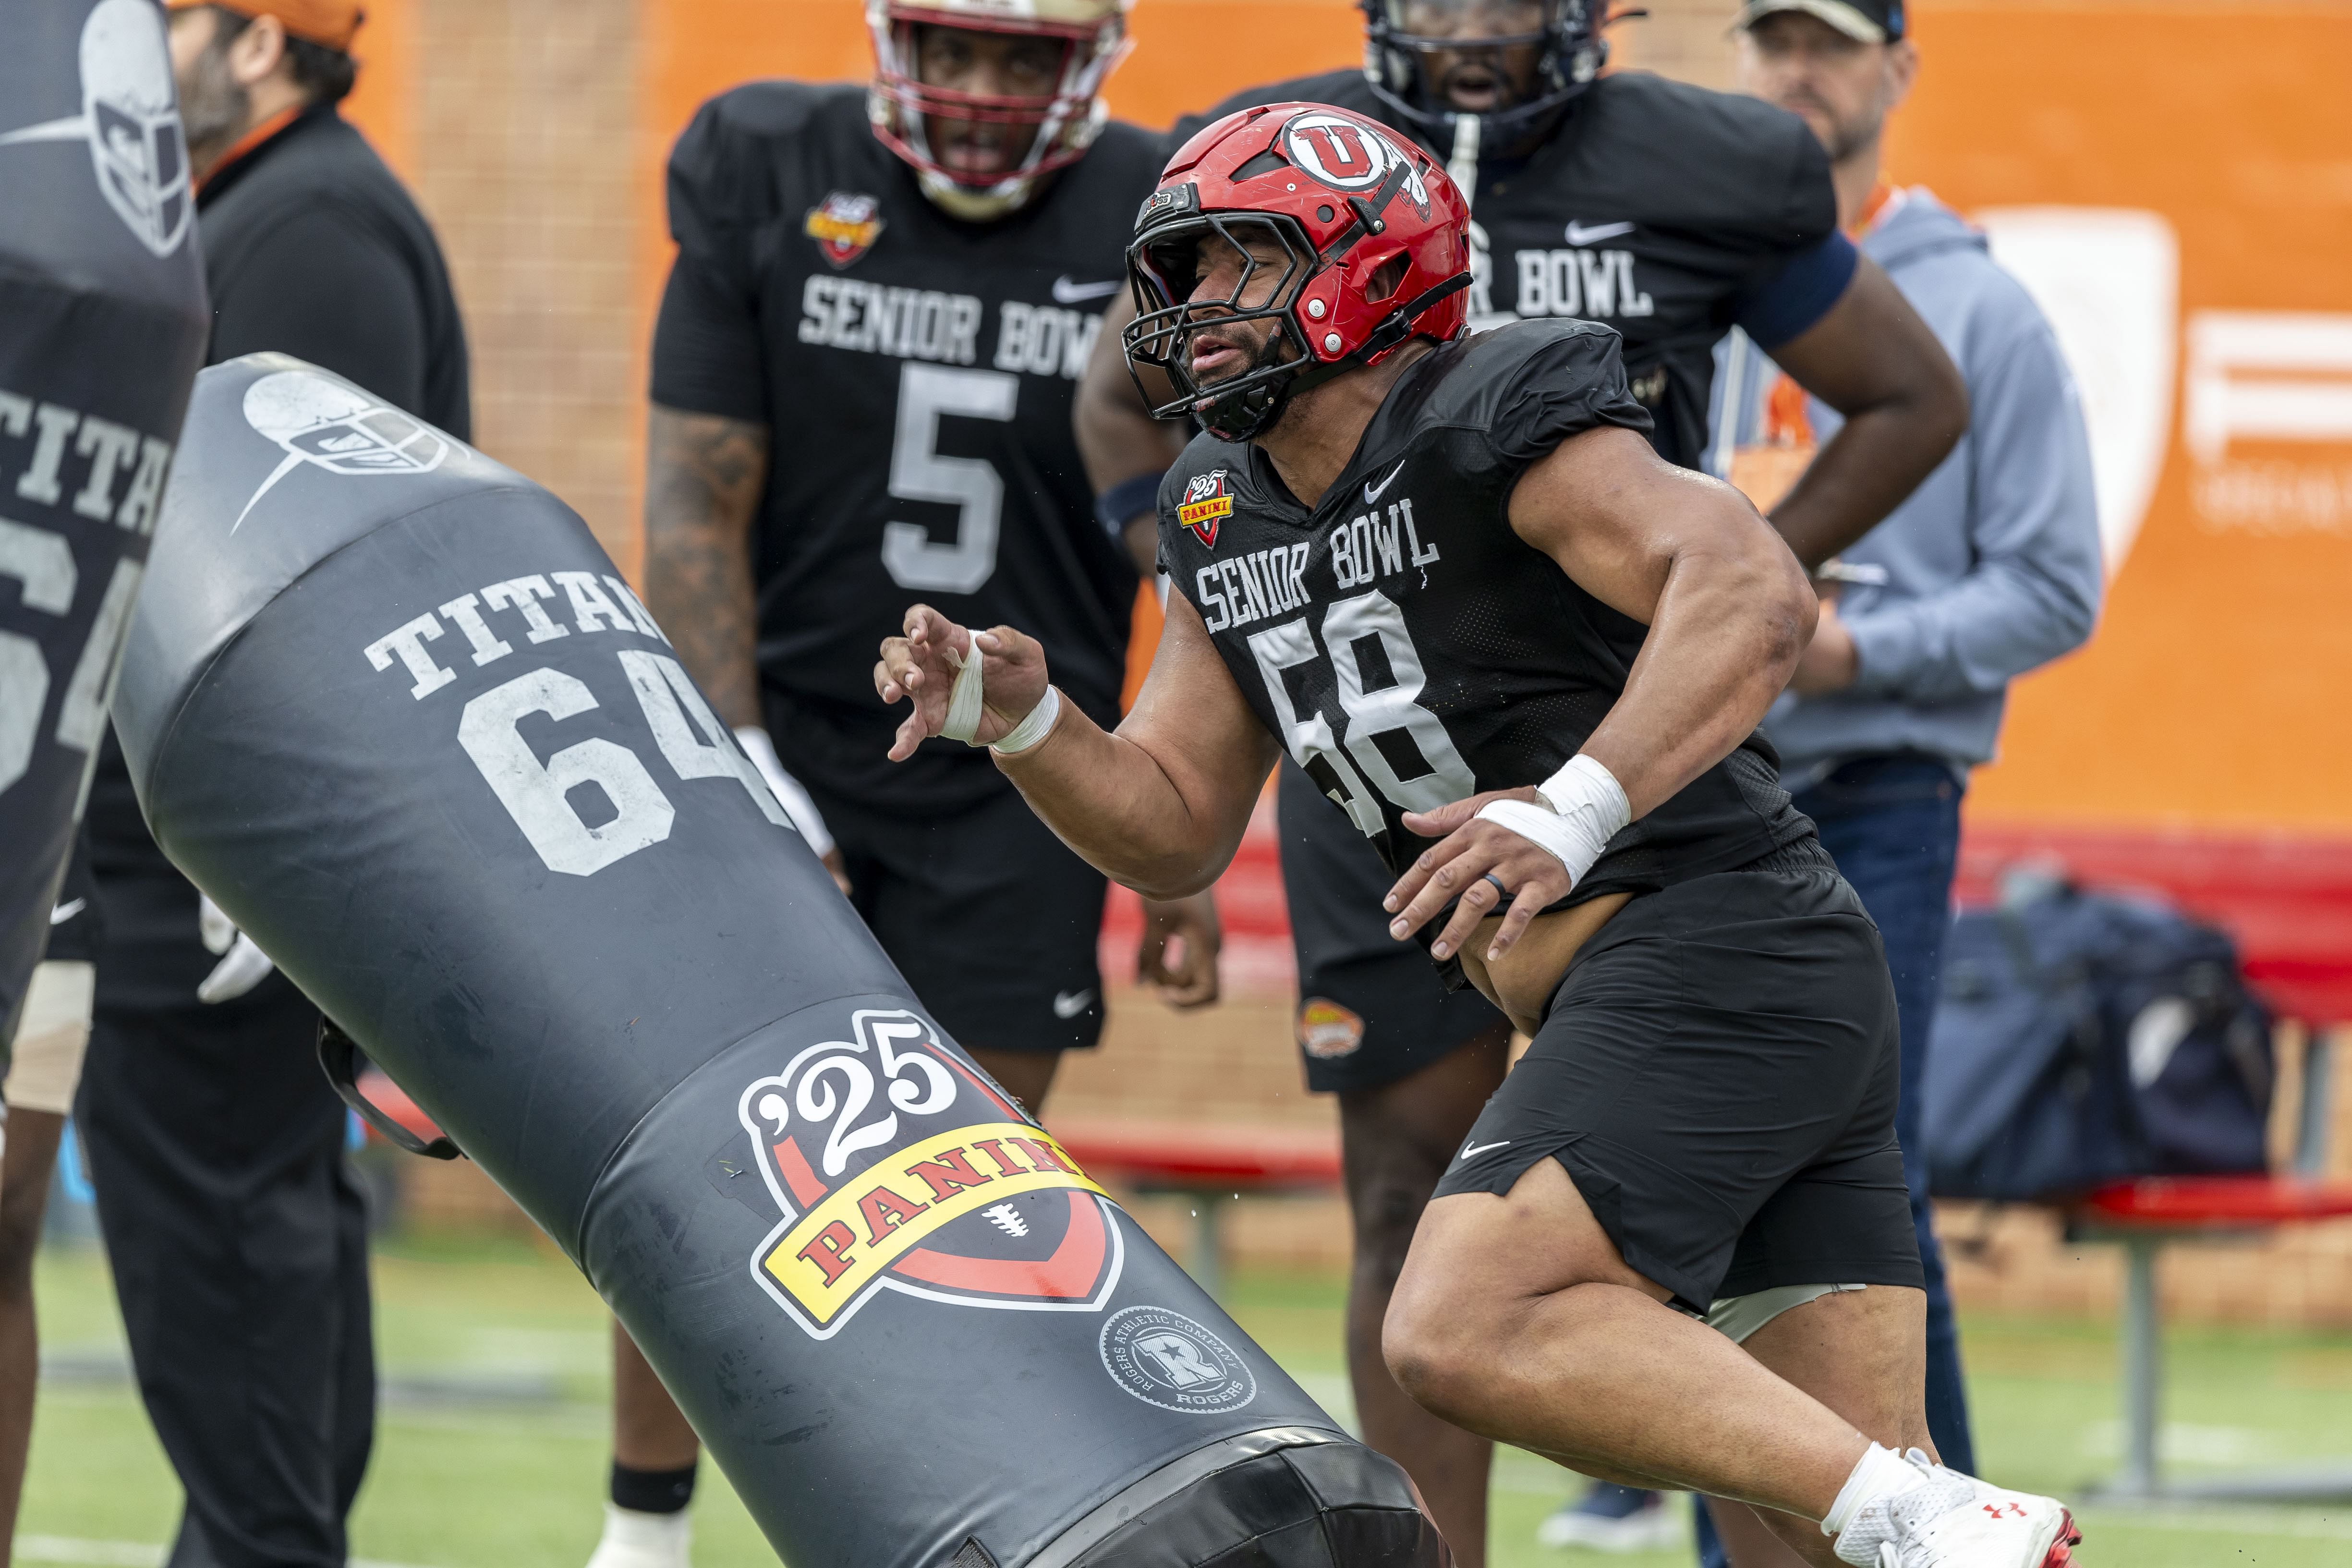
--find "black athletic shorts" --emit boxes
[803,772,1107,1056]
[1278,763,1505,1094]
[1432,841,1922,1313]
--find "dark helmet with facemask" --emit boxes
[1359,0,1612,152]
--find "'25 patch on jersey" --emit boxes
[1177,470,1232,547]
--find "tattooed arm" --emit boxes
[642,403,771,728]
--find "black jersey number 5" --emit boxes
[881,362,1019,596]
[1246,590,1476,836]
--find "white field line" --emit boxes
[17,1538,433,1568]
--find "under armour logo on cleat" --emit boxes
[1984,1502,2027,1519]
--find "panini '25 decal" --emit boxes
[805,191,884,269]
[1177,470,1232,547]
[740,1009,1123,1339]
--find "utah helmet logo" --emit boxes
[0,0,193,257]
[1280,110,1431,219]
[805,191,885,269]
[1177,470,1232,548]
[233,369,452,531]
[740,1009,1123,1340]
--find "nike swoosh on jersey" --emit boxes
[1363,460,1408,505]
[1564,220,1636,245]
[1457,1138,1512,1161]
[1051,276,1123,304]
[1053,989,1098,1018]
[49,898,86,925]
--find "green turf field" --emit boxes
[19,1235,2352,1567]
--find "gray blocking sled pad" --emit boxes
[0,0,207,1051]
[114,354,1447,1568]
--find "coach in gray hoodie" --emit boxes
[1733,0,2103,1498]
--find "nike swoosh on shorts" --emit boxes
[1458,1139,1511,1161]
[49,898,86,925]
[1053,989,1097,1019]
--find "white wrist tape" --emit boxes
[989,685,1061,756]
[733,726,835,858]
[939,644,987,744]
[1473,754,1630,890]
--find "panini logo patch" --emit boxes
[1177,470,1233,547]
[805,191,884,268]
[740,1009,1123,1339]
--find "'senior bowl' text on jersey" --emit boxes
[1161,319,1814,920]
[655,83,1163,810]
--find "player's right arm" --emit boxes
[643,404,769,728]
[877,596,1278,899]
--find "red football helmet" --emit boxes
[866,0,1133,222]
[1121,102,1472,441]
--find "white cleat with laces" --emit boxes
[1834,1451,2080,1568]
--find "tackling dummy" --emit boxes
[0,0,207,1050]
[111,353,1450,1568]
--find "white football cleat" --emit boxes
[1836,1453,2079,1568]
[585,1503,692,1568]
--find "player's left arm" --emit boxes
[1384,427,1815,962]
[1757,255,1969,570]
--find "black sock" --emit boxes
[611,1459,697,1514]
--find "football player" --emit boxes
[588,3,1216,1561]
[1072,4,1968,1557]
[883,102,2076,1568]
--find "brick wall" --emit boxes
[408,0,646,575]
[1612,0,1744,89]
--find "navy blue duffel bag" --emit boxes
[1924,879,2274,1203]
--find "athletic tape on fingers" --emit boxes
[940,644,986,743]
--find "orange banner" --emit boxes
[1890,1,2352,833]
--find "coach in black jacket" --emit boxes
[80,6,467,1565]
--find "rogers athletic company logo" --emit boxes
[1279,111,1431,220]
[233,369,451,530]
[1099,1305,1257,1414]
[1177,469,1233,547]
[804,191,885,268]
[740,1009,1125,1339]
[0,0,193,257]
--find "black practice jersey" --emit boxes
[1186,71,1842,470]
[655,84,1162,810]
[1160,321,1812,905]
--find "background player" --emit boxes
[1073,4,1968,1557]
[588,4,1217,1561]
[884,102,2074,1568]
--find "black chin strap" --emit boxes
[1282,270,1477,401]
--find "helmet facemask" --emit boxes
[1123,211,1323,442]
[866,1,1133,222]
[1360,0,1608,153]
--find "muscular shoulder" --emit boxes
[667,81,867,242]
[1560,72,1833,248]
[1414,320,1632,426]
[1173,70,1380,148]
